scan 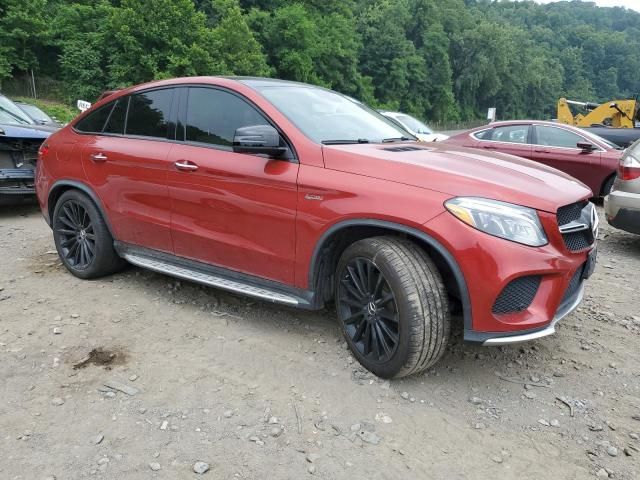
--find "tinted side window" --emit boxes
[103,98,128,135]
[126,89,174,138]
[474,129,491,140]
[491,125,529,144]
[75,102,115,133]
[185,88,268,147]
[535,126,584,149]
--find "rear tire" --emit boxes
[335,236,450,379]
[52,190,125,279]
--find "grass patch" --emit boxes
[12,96,79,124]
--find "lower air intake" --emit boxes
[492,275,542,315]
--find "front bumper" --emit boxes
[424,205,595,343]
[605,190,640,235]
[478,283,584,346]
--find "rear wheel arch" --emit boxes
[600,173,616,197]
[308,219,472,329]
[48,180,115,239]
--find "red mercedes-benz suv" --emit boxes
[35,77,598,378]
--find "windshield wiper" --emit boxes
[322,139,370,145]
[382,136,413,143]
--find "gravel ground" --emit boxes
[1,204,639,480]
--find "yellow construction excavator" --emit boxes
[557,96,640,148]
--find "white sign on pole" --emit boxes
[487,108,497,122]
[77,100,91,112]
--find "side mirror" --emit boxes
[577,142,596,153]
[233,125,287,157]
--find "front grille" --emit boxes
[560,264,584,307]
[562,230,593,251]
[492,275,542,315]
[557,201,595,252]
[557,201,588,226]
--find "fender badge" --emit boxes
[304,194,323,201]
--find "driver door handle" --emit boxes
[174,160,198,172]
[90,152,108,162]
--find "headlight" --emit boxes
[445,197,548,247]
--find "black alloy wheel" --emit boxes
[337,257,400,364]
[52,189,125,279]
[334,237,451,378]
[55,199,96,269]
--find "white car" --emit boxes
[380,111,449,142]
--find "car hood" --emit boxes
[322,142,592,213]
[0,123,57,139]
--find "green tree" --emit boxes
[0,0,48,76]
[106,0,217,85]
[208,0,271,76]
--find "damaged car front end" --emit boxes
[0,95,58,205]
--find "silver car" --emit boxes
[605,139,640,234]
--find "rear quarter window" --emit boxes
[74,102,115,133]
[473,129,491,140]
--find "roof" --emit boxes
[232,77,316,89]
[481,120,570,127]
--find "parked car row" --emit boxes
[0,94,59,205]
[34,76,600,378]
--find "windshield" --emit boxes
[18,103,53,123]
[255,85,413,144]
[395,114,434,135]
[0,95,35,126]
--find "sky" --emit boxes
[533,0,640,12]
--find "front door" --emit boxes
[167,87,299,284]
[80,89,176,252]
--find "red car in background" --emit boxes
[444,120,623,197]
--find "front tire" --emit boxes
[52,190,125,279]
[335,236,450,378]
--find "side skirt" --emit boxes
[114,242,319,310]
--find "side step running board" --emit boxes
[121,252,304,307]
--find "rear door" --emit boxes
[80,88,177,252]
[530,125,601,193]
[475,124,532,159]
[167,86,299,284]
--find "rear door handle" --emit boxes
[174,160,198,172]
[482,144,497,149]
[90,152,108,162]
[534,149,550,153]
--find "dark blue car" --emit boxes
[0,94,58,205]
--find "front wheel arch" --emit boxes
[308,219,472,330]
